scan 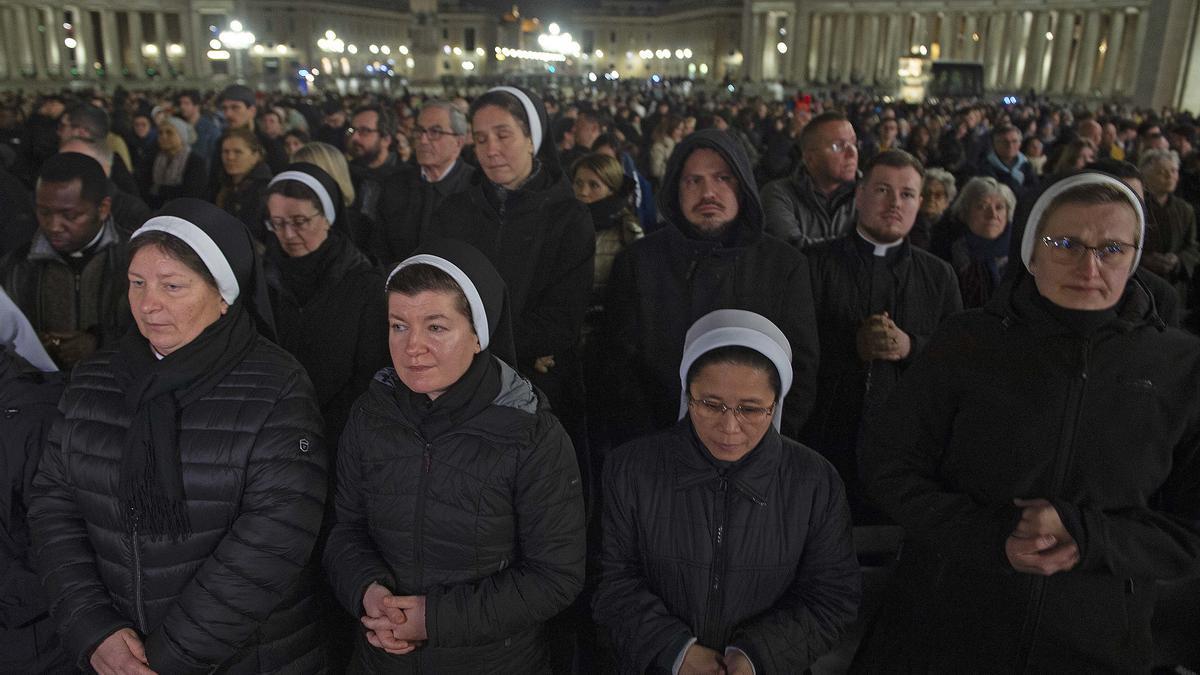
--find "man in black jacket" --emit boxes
[605,128,820,442]
[347,103,401,228]
[802,150,962,527]
[0,346,66,673]
[370,101,475,267]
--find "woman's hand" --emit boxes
[1005,498,1079,576]
[361,583,423,655]
[382,595,428,641]
[90,628,157,675]
[680,644,727,675]
[534,355,556,373]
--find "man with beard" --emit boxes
[369,101,475,267]
[346,103,401,227]
[802,149,961,528]
[604,128,819,442]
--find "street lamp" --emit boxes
[218,19,256,82]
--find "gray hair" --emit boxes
[418,100,468,136]
[1139,148,1180,172]
[923,167,957,203]
[951,176,1017,224]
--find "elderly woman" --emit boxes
[946,176,1018,308]
[594,309,860,674]
[323,239,585,673]
[29,198,329,673]
[1139,148,1200,305]
[264,163,388,448]
[214,128,274,241]
[856,173,1200,671]
[912,166,956,250]
[146,117,207,209]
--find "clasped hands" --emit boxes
[856,312,911,362]
[362,582,428,655]
[680,643,754,675]
[1005,498,1080,576]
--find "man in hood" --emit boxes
[604,129,819,442]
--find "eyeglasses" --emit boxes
[1039,236,1139,265]
[346,126,378,137]
[822,140,858,154]
[413,125,462,141]
[687,396,775,424]
[265,213,324,233]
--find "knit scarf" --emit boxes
[396,352,501,440]
[113,304,259,541]
[151,148,191,191]
[986,151,1028,185]
[962,226,1012,287]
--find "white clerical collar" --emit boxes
[422,159,458,183]
[68,222,107,258]
[856,227,904,257]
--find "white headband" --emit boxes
[487,86,542,153]
[268,170,337,225]
[386,254,491,351]
[132,216,240,304]
[678,311,794,431]
[1022,172,1145,273]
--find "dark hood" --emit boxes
[657,129,763,237]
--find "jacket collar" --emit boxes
[27,217,121,263]
[986,272,1164,337]
[671,419,780,507]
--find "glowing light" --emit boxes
[325,30,335,39]
[64,37,77,48]
[588,71,597,81]
[594,49,604,58]
[699,63,708,74]
[398,45,409,55]
[207,50,231,60]
[369,44,379,54]
[275,44,287,54]
[229,20,243,32]
[142,44,159,56]
[549,22,560,35]
[347,44,358,54]
[462,61,475,70]
[405,57,415,68]
[682,48,692,58]
[167,43,185,57]
[452,46,462,55]
[209,39,222,49]
[443,44,451,54]
[381,45,391,55]
[475,47,485,56]
[311,68,319,75]
[1045,31,1054,40]
[776,42,787,54]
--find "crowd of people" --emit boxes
[1,79,1199,674]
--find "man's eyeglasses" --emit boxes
[265,213,324,233]
[822,140,858,154]
[1039,236,1140,265]
[346,126,378,137]
[413,125,462,141]
[687,396,775,424]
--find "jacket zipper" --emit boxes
[131,512,148,634]
[701,477,730,643]
[414,439,432,591]
[74,273,83,331]
[1018,338,1092,670]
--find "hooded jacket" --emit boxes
[856,274,1200,672]
[760,167,857,248]
[604,129,820,441]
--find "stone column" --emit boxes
[938,12,953,59]
[819,14,834,83]
[13,4,36,77]
[1047,11,1074,93]
[861,14,880,85]
[740,0,753,81]
[0,7,15,79]
[1098,10,1126,96]
[154,12,170,73]
[1125,8,1149,95]
[785,11,801,82]
[186,11,208,77]
[44,6,65,77]
[1006,11,1028,88]
[1074,11,1103,95]
[963,15,978,61]
[128,11,145,77]
[1022,11,1050,89]
[25,6,49,79]
[985,13,1006,88]
[98,9,118,75]
[841,14,857,82]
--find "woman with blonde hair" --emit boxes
[292,141,372,249]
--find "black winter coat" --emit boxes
[0,347,67,673]
[268,232,389,448]
[215,162,273,242]
[28,340,330,673]
[801,234,961,523]
[324,362,586,673]
[594,421,861,674]
[856,275,1200,672]
[146,150,209,210]
[370,161,477,268]
[604,130,820,443]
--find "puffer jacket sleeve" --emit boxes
[760,179,803,247]
[424,411,585,647]
[860,320,1021,573]
[141,368,328,674]
[323,400,399,617]
[30,416,134,670]
[592,445,694,674]
[728,457,861,673]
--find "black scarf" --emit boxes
[396,353,501,440]
[113,304,259,540]
[272,230,340,306]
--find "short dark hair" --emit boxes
[352,104,397,139]
[385,263,473,331]
[468,90,531,138]
[591,132,622,154]
[577,108,612,130]
[129,230,219,292]
[992,124,1021,140]
[283,128,310,145]
[63,103,109,140]
[685,345,782,401]
[1087,159,1143,184]
[862,149,924,182]
[38,152,109,205]
[176,90,203,107]
[799,111,849,152]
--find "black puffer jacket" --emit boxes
[594,421,861,674]
[605,130,820,442]
[856,274,1200,672]
[324,361,586,673]
[268,231,389,448]
[0,347,67,673]
[28,339,330,673]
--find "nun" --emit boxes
[856,172,1200,671]
[265,163,389,447]
[594,309,860,675]
[323,239,586,674]
[427,86,595,500]
[28,198,330,674]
